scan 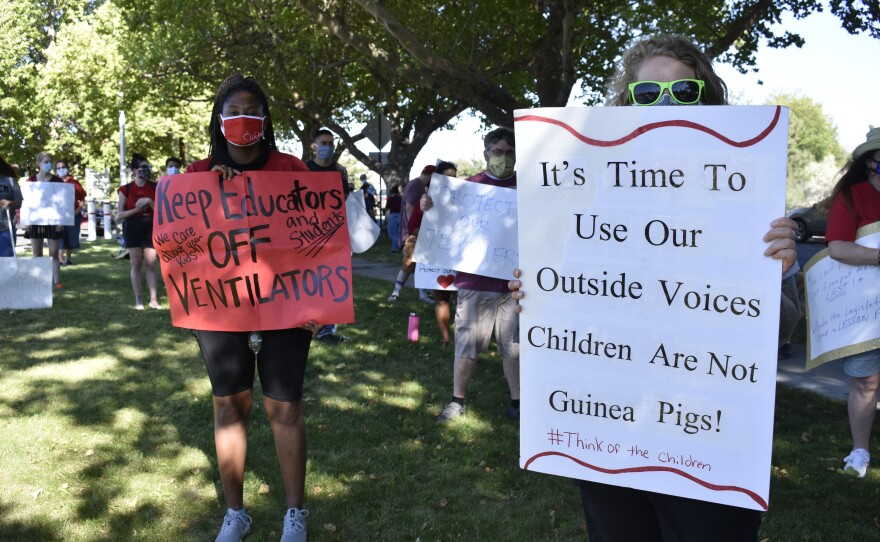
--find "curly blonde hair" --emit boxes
[607,35,728,107]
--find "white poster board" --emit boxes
[412,174,518,279]
[804,222,880,369]
[0,258,53,308]
[414,263,458,290]
[346,190,380,253]
[20,182,74,226]
[516,105,788,511]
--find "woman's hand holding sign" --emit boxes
[763,217,798,275]
[211,164,242,181]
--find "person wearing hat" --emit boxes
[388,164,436,302]
[826,127,880,477]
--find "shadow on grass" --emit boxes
[0,241,586,541]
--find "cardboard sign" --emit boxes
[153,171,354,331]
[414,263,457,291]
[346,190,380,253]
[412,174,518,279]
[804,222,880,369]
[516,105,788,510]
[20,182,74,226]
[0,258,53,308]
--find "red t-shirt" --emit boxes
[186,150,309,173]
[64,176,87,209]
[118,181,158,217]
[825,181,880,243]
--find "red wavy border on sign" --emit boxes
[514,106,781,149]
[524,451,767,510]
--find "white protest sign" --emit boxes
[412,174,518,279]
[804,222,880,370]
[346,190,380,253]
[0,258,53,308]
[516,105,788,511]
[414,263,457,291]
[20,182,74,226]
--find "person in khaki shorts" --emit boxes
[421,127,520,422]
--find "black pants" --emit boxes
[578,480,761,542]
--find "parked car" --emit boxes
[787,196,832,242]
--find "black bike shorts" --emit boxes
[192,328,311,402]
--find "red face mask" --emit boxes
[220,115,265,147]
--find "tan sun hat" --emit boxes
[852,127,880,162]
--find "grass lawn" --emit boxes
[0,240,878,541]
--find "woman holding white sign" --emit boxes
[825,127,880,478]
[186,73,316,542]
[510,34,800,541]
[24,151,64,289]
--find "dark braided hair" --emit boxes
[209,73,277,164]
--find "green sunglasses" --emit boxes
[628,79,705,106]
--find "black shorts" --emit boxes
[192,328,312,402]
[123,215,154,249]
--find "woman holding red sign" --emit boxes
[186,73,316,542]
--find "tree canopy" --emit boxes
[2,0,878,184]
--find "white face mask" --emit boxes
[166,166,179,175]
[57,167,68,177]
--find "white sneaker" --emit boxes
[843,448,870,477]
[215,508,252,541]
[280,508,309,542]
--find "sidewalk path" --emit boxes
[350,256,855,403]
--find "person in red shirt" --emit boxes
[186,73,317,542]
[117,153,159,310]
[55,159,87,265]
[825,127,880,478]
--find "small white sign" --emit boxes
[20,182,74,226]
[414,263,457,290]
[804,222,880,369]
[0,258,53,308]
[346,190,380,253]
[412,174,518,279]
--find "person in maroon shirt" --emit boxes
[825,127,880,478]
[421,129,520,423]
[117,153,159,310]
[186,73,315,542]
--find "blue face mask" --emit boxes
[40,162,53,173]
[316,145,334,161]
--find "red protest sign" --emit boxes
[152,171,354,331]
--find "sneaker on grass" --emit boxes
[281,508,309,542]
[215,508,252,542]
[437,401,466,422]
[843,448,870,477]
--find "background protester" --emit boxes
[424,161,458,348]
[0,155,22,257]
[510,34,800,541]
[24,151,64,288]
[388,164,435,303]
[117,153,159,310]
[305,128,349,345]
[186,73,316,542]
[825,127,880,478]
[384,184,402,252]
[55,159,87,265]
[165,156,183,176]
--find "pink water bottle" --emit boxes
[408,312,420,342]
